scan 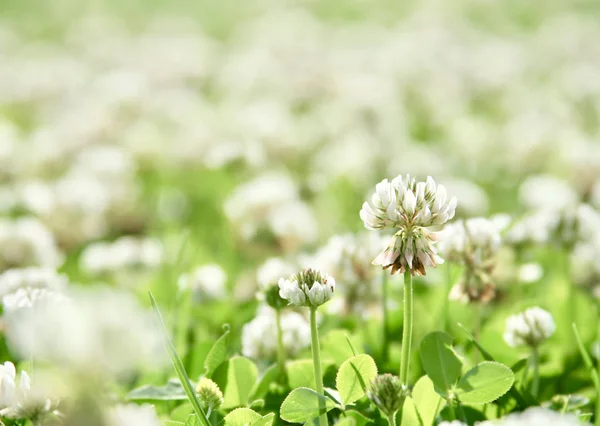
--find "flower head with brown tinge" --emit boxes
[360,175,457,275]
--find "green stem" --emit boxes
[596,317,600,426]
[275,309,287,382]
[447,399,456,420]
[310,307,328,426]
[386,412,397,426]
[531,346,540,398]
[442,263,452,332]
[400,271,413,386]
[382,271,390,363]
[473,303,481,363]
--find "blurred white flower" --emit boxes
[107,404,161,426]
[79,236,164,275]
[0,361,56,420]
[257,257,296,290]
[518,175,578,212]
[278,269,335,308]
[242,306,310,360]
[493,407,584,426]
[504,307,556,348]
[5,288,166,376]
[0,218,63,270]
[518,263,544,283]
[438,218,501,264]
[361,175,457,275]
[0,267,68,299]
[178,264,227,302]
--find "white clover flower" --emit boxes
[494,407,585,426]
[518,175,578,212]
[4,288,167,376]
[3,288,69,314]
[0,361,56,420]
[518,263,544,283]
[107,404,162,426]
[79,236,164,275]
[278,269,335,308]
[504,307,556,348]
[0,218,64,271]
[0,267,68,299]
[178,264,227,302]
[438,217,501,264]
[360,175,457,275]
[241,306,310,360]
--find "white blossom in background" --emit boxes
[518,175,578,212]
[0,218,64,270]
[438,218,501,264]
[0,361,57,420]
[178,264,227,302]
[0,267,68,298]
[491,407,585,426]
[504,307,556,348]
[360,175,457,275]
[443,178,490,217]
[4,288,167,376]
[107,404,162,426]
[241,306,310,360]
[518,263,544,283]
[79,236,164,275]
[256,257,296,291]
[279,269,335,308]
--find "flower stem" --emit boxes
[386,412,397,426]
[382,271,390,363]
[310,307,328,426]
[400,270,413,386]
[531,346,540,398]
[275,309,287,383]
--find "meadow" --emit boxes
[1,0,600,425]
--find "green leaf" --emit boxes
[213,356,258,409]
[401,397,421,426]
[336,354,378,406]
[224,408,262,426]
[249,364,279,401]
[412,376,445,426]
[322,330,362,366]
[205,325,230,378]
[149,293,211,426]
[455,361,515,405]
[252,413,275,426]
[280,387,336,423]
[185,414,202,426]
[288,360,317,390]
[419,332,462,397]
[334,417,357,426]
[165,422,185,426]
[128,379,188,401]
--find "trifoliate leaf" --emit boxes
[336,354,378,406]
[280,387,336,423]
[455,361,515,405]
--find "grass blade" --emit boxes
[150,292,211,426]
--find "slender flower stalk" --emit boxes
[531,346,540,398]
[399,271,413,384]
[310,307,327,426]
[382,271,390,362]
[275,309,286,381]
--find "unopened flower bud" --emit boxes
[196,378,223,410]
[278,269,335,308]
[367,374,408,418]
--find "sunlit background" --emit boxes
[2,0,600,424]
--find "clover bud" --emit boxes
[367,374,408,419]
[196,378,223,410]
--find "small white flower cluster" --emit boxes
[107,404,162,426]
[438,218,502,263]
[360,175,457,275]
[278,269,335,308]
[300,232,389,316]
[0,267,69,314]
[4,288,167,376]
[0,217,63,271]
[79,236,164,275]
[224,172,317,250]
[504,307,556,348]
[480,407,586,426]
[0,361,56,420]
[241,306,310,360]
[178,264,227,303]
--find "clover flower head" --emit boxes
[367,374,408,418]
[278,268,335,308]
[504,307,556,348]
[196,378,223,410]
[360,175,457,275]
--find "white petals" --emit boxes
[504,307,555,348]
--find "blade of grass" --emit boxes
[572,323,600,426]
[150,292,211,426]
